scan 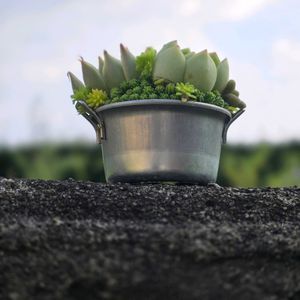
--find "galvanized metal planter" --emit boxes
[78,100,244,184]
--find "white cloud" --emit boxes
[271,38,300,80]
[21,61,66,84]
[222,0,278,21]
[227,44,300,143]
[178,0,279,21]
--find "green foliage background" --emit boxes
[0,142,299,187]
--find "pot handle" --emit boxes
[76,101,106,144]
[222,109,245,144]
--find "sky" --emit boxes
[0,0,300,145]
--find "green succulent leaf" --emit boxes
[71,86,91,102]
[223,93,246,109]
[67,72,84,93]
[136,47,157,79]
[209,52,221,66]
[182,48,191,56]
[110,87,122,99]
[98,56,104,73]
[202,91,225,107]
[213,58,229,92]
[69,41,245,113]
[153,40,186,83]
[120,43,138,80]
[86,89,109,109]
[71,86,108,110]
[175,82,198,101]
[232,89,239,97]
[103,50,126,90]
[184,50,217,92]
[185,52,195,61]
[165,83,176,94]
[80,57,106,90]
[222,79,236,95]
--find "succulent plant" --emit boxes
[184,50,217,92]
[153,40,186,83]
[223,93,246,109]
[222,79,236,95]
[67,72,84,92]
[102,50,125,91]
[185,52,195,60]
[68,40,246,112]
[80,57,106,90]
[181,48,190,55]
[232,90,239,96]
[157,40,178,54]
[120,43,137,80]
[98,56,104,73]
[86,89,108,109]
[135,47,156,79]
[71,86,90,103]
[209,52,221,66]
[213,58,229,92]
[175,82,198,102]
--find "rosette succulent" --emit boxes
[68,40,246,113]
[184,50,217,92]
[153,40,186,83]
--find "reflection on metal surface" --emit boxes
[82,100,241,184]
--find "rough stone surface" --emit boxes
[0,177,299,300]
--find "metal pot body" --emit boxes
[89,100,234,184]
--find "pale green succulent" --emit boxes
[184,50,217,92]
[103,50,126,90]
[213,58,229,92]
[186,52,195,60]
[68,41,246,112]
[157,40,178,54]
[80,57,106,91]
[153,40,186,83]
[120,43,137,80]
[209,52,221,66]
[181,48,191,56]
[67,72,84,93]
[98,56,104,73]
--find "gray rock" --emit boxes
[0,178,299,299]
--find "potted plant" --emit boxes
[67,41,246,184]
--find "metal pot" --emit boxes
[78,100,244,184]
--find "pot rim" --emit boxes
[95,99,232,118]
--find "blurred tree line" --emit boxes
[0,142,299,187]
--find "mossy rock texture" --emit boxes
[0,177,299,300]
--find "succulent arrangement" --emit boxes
[68,41,246,114]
